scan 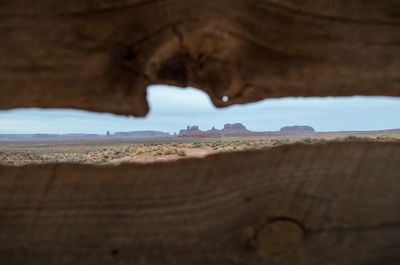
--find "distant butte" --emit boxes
[179,123,249,136]
[178,124,317,137]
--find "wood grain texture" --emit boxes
[1,0,400,115]
[1,142,400,265]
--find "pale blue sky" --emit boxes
[0,85,399,134]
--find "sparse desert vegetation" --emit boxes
[0,134,399,166]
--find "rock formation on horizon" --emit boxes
[206,126,219,133]
[179,123,250,136]
[280,126,315,134]
[178,126,202,136]
[221,123,249,134]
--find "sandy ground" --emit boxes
[0,135,398,166]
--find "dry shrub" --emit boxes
[177,150,186,156]
[164,149,173,155]
[136,148,145,154]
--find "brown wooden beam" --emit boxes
[1,142,400,264]
[1,0,399,115]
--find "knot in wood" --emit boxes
[256,218,305,256]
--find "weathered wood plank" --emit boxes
[1,142,400,264]
[0,0,400,115]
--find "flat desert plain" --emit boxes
[0,133,399,166]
